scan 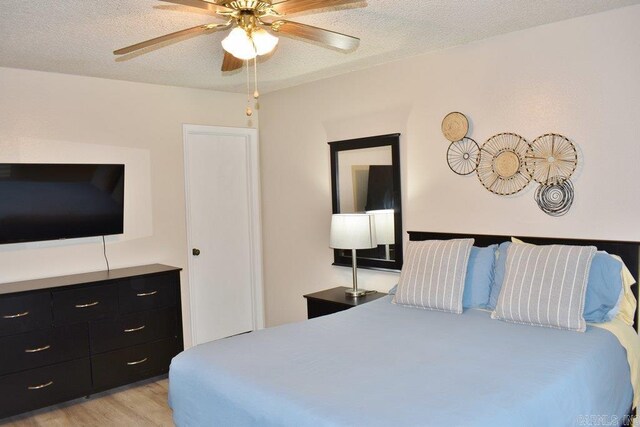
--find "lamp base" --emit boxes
[345,288,367,298]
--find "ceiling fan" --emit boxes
[113,0,364,73]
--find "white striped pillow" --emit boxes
[491,243,597,332]
[393,239,474,313]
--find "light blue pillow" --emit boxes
[388,284,397,295]
[583,252,623,323]
[462,245,498,309]
[606,290,625,321]
[487,242,510,310]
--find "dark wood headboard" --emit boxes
[408,231,640,329]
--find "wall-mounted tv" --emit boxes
[0,164,125,244]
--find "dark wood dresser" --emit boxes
[0,264,183,419]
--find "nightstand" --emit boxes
[303,287,388,319]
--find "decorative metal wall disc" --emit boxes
[476,133,532,195]
[447,138,479,175]
[535,179,574,216]
[525,133,577,185]
[442,112,469,142]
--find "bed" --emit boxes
[169,232,640,426]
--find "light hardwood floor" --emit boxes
[1,377,174,426]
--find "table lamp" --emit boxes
[329,213,377,297]
[366,209,395,261]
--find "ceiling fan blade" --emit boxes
[221,51,244,72]
[113,23,229,55]
[272,0,364,15]
[157,0,231,13]
[269,20,359,51]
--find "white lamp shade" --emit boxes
[330,214,377,250]
[366,209,395,245]
[221,27,257,60]
[252,28,278,56]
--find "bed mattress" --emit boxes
[169,296,632,426]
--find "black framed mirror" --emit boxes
[329,133,403,271]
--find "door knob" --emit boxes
[192,248,201,256]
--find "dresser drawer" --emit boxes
[52,284,117,324]
[0,358,91,419]
[89,308,178,354]
[307,300,351,319]
[0,292,52,337]
[0,324,89,376]
[118,272,179,313]
[92,337,179,391]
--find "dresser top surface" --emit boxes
[304,286,388,307]
[0,264,181,295]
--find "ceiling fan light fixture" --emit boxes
[115,0,364,116]
[222,27,257,60]
[251,28,279,56]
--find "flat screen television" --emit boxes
[0,164,125,244]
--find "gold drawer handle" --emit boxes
[25,345,51,353]
[124,325,146,333]
[75,301,99,308]
[28,380,53,390]
[127,357,148,366]
[3,311,29,319]
[136,291,157,297]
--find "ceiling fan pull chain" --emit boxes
[245,59,253,117]
[253,57,260,100]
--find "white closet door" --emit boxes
[184,125,263,346]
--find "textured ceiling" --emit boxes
[0,0,638,94]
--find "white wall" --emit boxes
[0,67,254,347]
[259,5,640,327]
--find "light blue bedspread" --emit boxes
[169,296,632,426]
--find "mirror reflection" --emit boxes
[337,146,396,261]
[329,134,403,271]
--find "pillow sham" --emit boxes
[393,239,474,313]
[508,237,625,323]
[606,287,624,322]
[463,245,498,309]
[492,243,597,332]
[584,252,624,323]
[391,245,496,307]
[487,242,511,310]
[612,254,638,326]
